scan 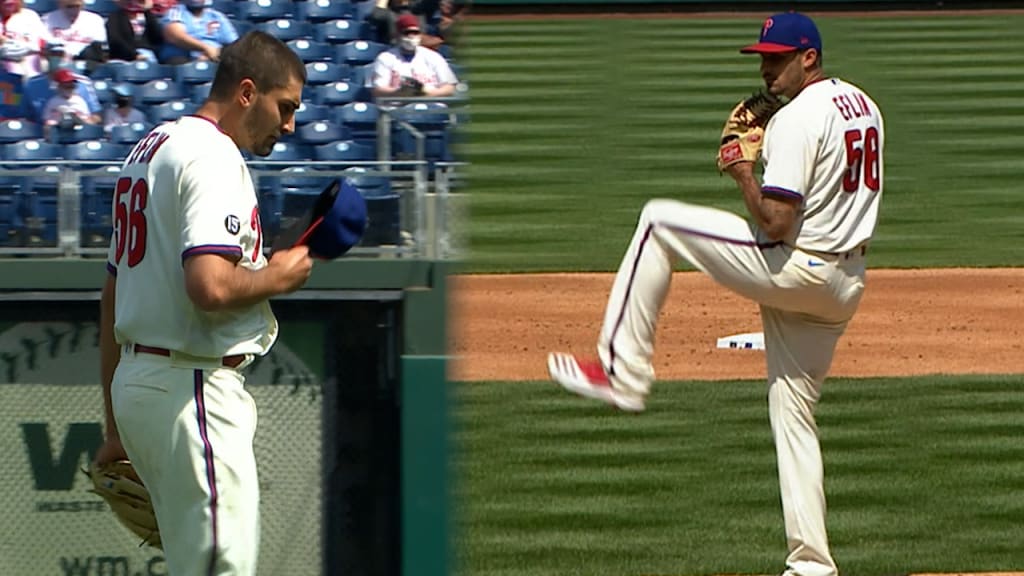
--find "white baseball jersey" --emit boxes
[372,45,457,91]
[108,115,278,359]
[43,8,107,59]
[0,8,47,77]
[761,78,884,253]
[41,92,90,124]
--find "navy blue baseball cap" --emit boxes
[741,12,822,54]
[308,178,367,259]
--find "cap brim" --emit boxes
[740,42,799,54]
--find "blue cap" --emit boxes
[741,12,822,54]
[303,178,367,259]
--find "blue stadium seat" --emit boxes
[0,120,43,144]
[137,79,188,104]
[287,39,334,63]
[314,140,375,165]
[191,82,213,102]
[334,101,379,139]
[343,167,398,246]
[392,101,452,131]
[304,61,349,85]
[391,102,455,167]
[92,79,116,105]
[3,140,64,167]
[0,190,19,246]
[336,40,387,65]
[148,100,198,124]
[295,120,347,145]
[51,123,107,144]
[89,61,127,81]
[279,166,326,190]
[231,18,255,37]
[300,0,356,22]
[315,19,365,44]
[257,19,315,42]
[314,81,364,106]
[294,103,329,125]
[64,140,130,166]
[108,122,150,145]
[176,60,218,84]
[80,165,120,247]
[120,61,175,84]
[211,0,238,17]
[82,0,118,16]
[22,0,57,15]
[237,0,295,21]
[347,62,375,89]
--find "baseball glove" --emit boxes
[716,90,784,172]
[399,76,424,96]
[84,460,162,549]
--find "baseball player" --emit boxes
[548,13,884,576]
[93,31,311,575]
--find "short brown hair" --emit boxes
[208,31,306,101]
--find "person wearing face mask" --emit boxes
[105,0,163,62]
[103,83,146,132]
[23,41,102,123]
[41,67,95,137]
[371,13,457,99]
[0,0,48,78]
[42,0,107,63]
[159,0,237,65]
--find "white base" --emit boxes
[716,331,765,350]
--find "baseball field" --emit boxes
[450,10,1024,576]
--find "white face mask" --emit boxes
[399,35,420,52]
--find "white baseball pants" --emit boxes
[112,347,260,576]
[598,199,866,576]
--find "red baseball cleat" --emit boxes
[547,352,645,412]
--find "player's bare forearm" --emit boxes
[99,275,121,440]
[727,162,795,241]
[184,249,312,311]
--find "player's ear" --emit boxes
[238,78,258,108]
[802,48,820,70]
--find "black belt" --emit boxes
[134,344,246,369]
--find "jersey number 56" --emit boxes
[842,127,881,193]
[114,177,149,267]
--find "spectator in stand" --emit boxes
[365,0,443,50]
[149,0,176,17]
[159,0,236,65]
[106,0,164,62]
[372,13,457,99]
[415,0,469,51]
[23,41,102,123]
[43,0,108,66]
[41,67,99,138]
[0,0,48,78]
[103,83,146,132]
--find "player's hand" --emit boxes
[94,436,128,467]
[201,44,220,62]
[268,245,314,294]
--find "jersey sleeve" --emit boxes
[760,111,818,202]
[372,54,393,88]
[433,54,457,85]
[178,153,247,265]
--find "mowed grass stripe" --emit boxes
[456,375,1024,576]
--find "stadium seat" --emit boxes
[211,0,238,17]
[392,101,452,131]
[232,19,255,37]
[294,103,329,125]
[148,100,198,124]
[300,0,356,22]
[296,120,347,145]
[260,141,315,165]
[335,101,379,139]
[51,123,106,144]
[347,62,375,89]
[304,61,349,85]
[191,82,213,102]
[343,167,398,246]
[108,122,150,145]
[120,61,174,84]
[236,0,295,21]
[314,81,364,106]
[287,39,334,63]
[279,166,326,190]
[176,60,218,84]
[391,102,455,167]
[257,19,315,42]
[22,0,57,15]
[336,40,387,65]
[80,165,120,247]
[0,190,19,246]
[64,140,130,166]
[0,120,43,144]
[315,19,365,44]
[92,79,116,105]
[89,61,126,81]
[137,79,188,104]
[2,140,64,167]
[314,140,376,165]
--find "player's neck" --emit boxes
[194,101,241,146]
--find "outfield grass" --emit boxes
[455,376,1024,576]
[463,14,1024,272]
